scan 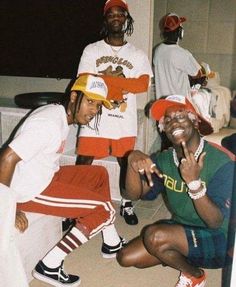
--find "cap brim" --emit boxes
[150,99,213,136]
[180,16,186,23]
[83,91,113,110]
[150,100,188,121]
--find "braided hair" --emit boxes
[63,90,102,136]
[100,11,134,37]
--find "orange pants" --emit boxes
[77,137,136,158]
[17,165,115,237]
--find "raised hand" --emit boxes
[179,141,206,184]
[128,150,163,186]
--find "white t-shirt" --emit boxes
[9,105,69,202]
[153,43,201,99]
[77,40,153,139]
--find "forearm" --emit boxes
[0,159,16,186]
[192,193,223,228]
[124,150,161,200]
[190,66,206,79]
[0,147,21,186]
[101,74,150,93]
[124,166,144,200]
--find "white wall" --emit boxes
[127,0,154,108]
[153,0,236,90]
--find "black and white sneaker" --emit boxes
[101,237,127,259]
[32,260,81,287]
[120,201,138,225]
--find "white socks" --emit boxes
[121,198,132,206]
[102,224,120,246]
[42,246,67,268]
[42,224,120,268]
[42,227,88,268]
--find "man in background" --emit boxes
[153,13,206,99]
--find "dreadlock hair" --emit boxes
[62,90,102,136]
[100,11,134,37]
[86,102,102,135]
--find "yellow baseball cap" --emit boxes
[71,74,113,109]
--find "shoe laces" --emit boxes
[176,274,193,287]
[124,206,135,216]
[59,265,70,281]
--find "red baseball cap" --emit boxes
[104,0,129,15]
[150,95,213,136]
[160,13,186,32]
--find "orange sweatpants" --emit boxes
[17,165,115,237]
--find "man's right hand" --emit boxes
[128,150,163,187]
[15,210,28,233]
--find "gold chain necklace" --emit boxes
[109,45,123,56]
[106,38,126,56]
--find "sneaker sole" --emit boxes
[32,270,81,287]
[101,252,118,259]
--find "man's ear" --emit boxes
[67,91,77,116]
[70,91,77,103]
[193,118,200,130]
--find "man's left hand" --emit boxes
[15,210,28,233]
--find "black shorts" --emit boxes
[158,219,228,269]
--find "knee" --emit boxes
[143,224,168,253]
[116,247,133,268]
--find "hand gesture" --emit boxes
[15,210,28,233]
[100,65,124,77]
[128,150,163,186]
[179,141,206,184]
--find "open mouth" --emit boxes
[172,129,185,137]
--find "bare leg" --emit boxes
[143,222,203,277]
[116,156,128,193]
[117,156,138,225]
[76,155,94,165]
[117,235,162,268]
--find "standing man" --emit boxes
[153,13,206,99]
[117,95,235,287]
[76,0,153,225]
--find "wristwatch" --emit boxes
[187,179,201,191]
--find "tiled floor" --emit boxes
[30,197,223,287]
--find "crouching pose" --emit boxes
[0,75,125,287]
[117,95,235,287]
